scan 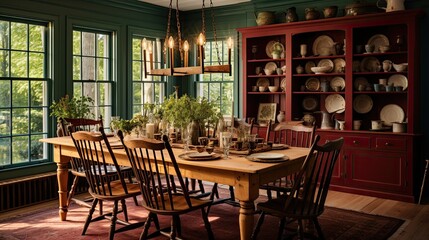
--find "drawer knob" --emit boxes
[353,140,359,144]
[385,142,392,146]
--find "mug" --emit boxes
[353,120,362,130]
[371,120,383,130]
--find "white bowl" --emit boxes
[264,68,274,75]
[268,86,279,92]
[393,63,408,72]
[379,45,390,53]
[311,66,331,74]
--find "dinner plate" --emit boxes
[246,153,289,163]
[265,62,277,72]
[302,96,319,111]
[387,74,408,90]
[305,61,316,74]
[312,35,334,56]
[330,76,345,90]
[360,57,381,72]
[256,78,270,87]
[266,41,284,58]
[317,59,334,72]
[353,94,373,114]
[280,78,287,91]
[305,77,320,91]
[179,152,222,161]
[354,77,369,90]
[325,94,345,113]
[380,104,405,126]
[271,144,289,150]
[188,152,215,158]
[333,58,346,73]
[367,34,389,53]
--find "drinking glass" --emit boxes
[110,116,120,136]
[182,123,192,152]
[222,132,232,158]
[247,134,257,154]
[300,44,307,57]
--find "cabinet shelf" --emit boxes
[248,58,285,63]
[248,74,284,78]
[292,55,345,60]
[353,71,408,75]
[293,73,345,77]
[353,51,407,57]
[248,92,285,95]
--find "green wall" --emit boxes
[0,0,428,179]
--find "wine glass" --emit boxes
[222,132,232,158]
[247,134,257,154]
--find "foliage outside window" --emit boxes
[0,18,49,168]
[132,36,165,116]
[72,28,113,127]
[196,39,234,115]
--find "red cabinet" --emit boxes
[238,10,423,202]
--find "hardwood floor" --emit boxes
[0,189,428,239]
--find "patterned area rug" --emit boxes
[0,195,404,240]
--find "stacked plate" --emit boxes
[179,152,221,161]
[246,153,289,163]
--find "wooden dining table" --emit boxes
[40,136,309,240]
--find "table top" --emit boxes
[41,136,310,174]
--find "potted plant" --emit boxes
[50,95,94,136]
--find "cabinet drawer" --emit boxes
[375,138,407,151]
[344,136,371,149]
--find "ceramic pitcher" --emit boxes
[377,0,405,12]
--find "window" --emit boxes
[0,18,49,168]
[72,28,113,126]
[196,39,234,115]
[131,36,165,115]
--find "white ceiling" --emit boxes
[139,0,251,11]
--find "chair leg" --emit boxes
[121,199,128,222]
[312,217,325,240]
[99,200,103,215]
[67,175,80,207]
[297,219,305,240]
[418,160,429,204]
[276,218,286,240]
[201,208,214,240]
[82,198,98,235]
[198,180,206,193]
[175,215,182,238]
[109,201,119,240]
[266,189,273,200]
[251,211,266,240]
[170,216,177,239]
[140,213,154,240]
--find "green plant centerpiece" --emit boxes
[161,94,219,145]
[49,95,94,136]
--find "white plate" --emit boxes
[317,59,334,72]
[353,94,373,114]
[188,152,214,158]
[249,153,285,160]
[325,94,345,113]
[280,78,287,91]
[256,78,270,87]
[302,96,318,111]
[330,76,345,90]
[305,77,320,91]
[265,62,277,72]
[266,41,284,58]
[305,61,316,74]
[360,57,381,72]
[312,35,334,56]
[271,144,289,150]
[387,74,408,90]
[380,104,405,126]
[367,34,389,53]
[354,77,369,90]
[333,58,346,73]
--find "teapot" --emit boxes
[377,0,405,12]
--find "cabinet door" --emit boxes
[344,149,408,194]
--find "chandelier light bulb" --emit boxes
[142,38,147,50]
[227,37,233,49]
[198,33,206,46]
[183,40,189,52]
[168,36,174,49]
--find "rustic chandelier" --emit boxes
[142,0,232,77]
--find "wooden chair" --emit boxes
[251,135,344,240]
[418,159,429,204]
[60,117,136,213]
[261,122,316,199]
[70,127,145,240]
[119,132,214,240]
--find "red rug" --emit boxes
[0,195,404,240]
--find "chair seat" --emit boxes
[89,181,141,201]
[151,194,212,214]
[257,195,323,219]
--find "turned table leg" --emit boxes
[239,200,255,240]
[57,162,69,220]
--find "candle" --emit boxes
[146,123,155,139]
